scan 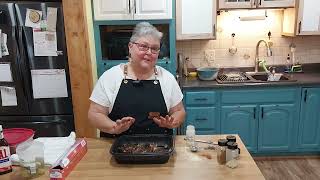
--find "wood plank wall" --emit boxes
[62,0,96,137]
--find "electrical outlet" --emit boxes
[204,50,215,64]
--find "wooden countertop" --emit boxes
[4,135,265,180]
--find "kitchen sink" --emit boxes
[245,72,296,82]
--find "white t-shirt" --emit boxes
[90,64,183,113]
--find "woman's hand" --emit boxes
[152,115,179,129]
[112,117,135,134]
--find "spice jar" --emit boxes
[226,142,239,162]
[216,139,228,165]
[226,135,236,143]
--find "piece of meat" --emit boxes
[148,112,160,119]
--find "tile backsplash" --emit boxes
[176,10,320,69]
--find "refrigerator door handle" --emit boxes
[17,26,31,102]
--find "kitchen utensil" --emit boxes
[110,134,174,164]
[197,67,219,81]
[229,33,237,55]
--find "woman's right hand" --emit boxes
[112,117,135,134]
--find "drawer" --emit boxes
[221,88,298,104]
[185,91,217,105]
[186,107,218,133]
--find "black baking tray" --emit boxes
[110,134,174,164]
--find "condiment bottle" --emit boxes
[217,139,228,165]
[0,125,12,175]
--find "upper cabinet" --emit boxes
[218,0,295,9]
[282,0,320,36]
[176,0,217,40]
[93,0,172,20]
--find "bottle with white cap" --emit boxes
[0,125,12,175]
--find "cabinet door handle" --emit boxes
[195,98,207,101]
[253,107,256,119]
[134,0,137,14]
[213,24,216,38]
[128,0,131,14]
[195,118,207,121]
[298,21,301,34]
[304,90,308,102]
[261,107,264,119]
[259,0,262,6]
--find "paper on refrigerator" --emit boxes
[25,9,42,28]
[0,86,17,106]
[33,30,58,56]
[47,7,57,32]
[31,69,68,99]
[0,63,13,82]
[1,32,9,56]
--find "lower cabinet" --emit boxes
[221,105,257,152]
[183,86,320,154]
[297,88,320,150]
[258,104,295,152]
[186,107,219,134]
[184,90,220,135]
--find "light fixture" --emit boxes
[238,10,268,21]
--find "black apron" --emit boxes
[100,65,172,138]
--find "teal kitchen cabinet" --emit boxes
[221,88,300,153]
[258,104,295,152]
[184,90,220,135]
[297,88,320,150]
[221,105,258,152]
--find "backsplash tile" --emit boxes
[177,10,320,68]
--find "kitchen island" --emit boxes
[4,135,265,180]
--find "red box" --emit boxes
[49,138,87,180]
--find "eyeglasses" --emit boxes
[132,42,160,54]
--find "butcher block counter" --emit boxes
[4,135,265,180]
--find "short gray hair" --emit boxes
[130,22,163,43]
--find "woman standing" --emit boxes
[88,22,185,137]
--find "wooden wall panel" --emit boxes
[62,0,96,137]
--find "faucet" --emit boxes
[255,40,272,72]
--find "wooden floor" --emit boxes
[254,156,320,180]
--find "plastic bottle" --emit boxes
[285,54,291,72]
[185,125,197,151]
[0,125,12,175]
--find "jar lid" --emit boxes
[227,142,238,150]
[3,128,34,145]
[226,135,236,142]
[218,139,228,146]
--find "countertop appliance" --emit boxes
[0,1,74,137]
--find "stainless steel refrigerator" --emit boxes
[0,2,74,137]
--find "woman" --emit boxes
[88,22,185,137]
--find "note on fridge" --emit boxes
[0,63,13,82]
[47,7,57,32]
[1,33,9,56]
[31,69,68,99]
[33,30,57,56]
[0,86,17,106]
[25,9,42,28]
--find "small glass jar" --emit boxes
[226,142,239,162]
[217,139,228,165]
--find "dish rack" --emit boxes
[216,71,251,84]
